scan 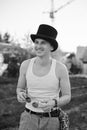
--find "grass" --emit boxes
[0,75,87,130]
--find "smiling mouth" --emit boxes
[36,49,44,52]
[37,51,43,54]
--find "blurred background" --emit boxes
[0,0,87,130]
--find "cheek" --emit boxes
[34,45,44,51]
[34,45,37,50]
[34,44,40,49]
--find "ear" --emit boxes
[50,45,54,52]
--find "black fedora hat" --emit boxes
[30,24,58,52]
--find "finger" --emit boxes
[43,108,51,112]
[39,102,47,108]
[22,93,26,98]
[18,95,26,102]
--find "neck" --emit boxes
[35,56,52,66]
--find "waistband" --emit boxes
[25,107,60,117]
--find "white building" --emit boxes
[76,46,87,74]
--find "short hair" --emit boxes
[67,53,75,59]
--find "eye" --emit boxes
[35,40,39,45]
[41,41,46,45]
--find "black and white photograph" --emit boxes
[0,0,87,130]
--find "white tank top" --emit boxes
[25,57,60,112]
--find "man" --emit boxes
[16,24,71,130]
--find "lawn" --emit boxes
[0,75,87,130]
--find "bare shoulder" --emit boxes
[56,60,68,71]
[20,59,31,75]
[55,60,68,78]
[21,59,30,68]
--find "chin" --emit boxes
[36,51,44,56]
[36,54,44,57]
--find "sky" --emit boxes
[0,0,87,53]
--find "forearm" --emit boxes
[16,87,26,94]
[57,95,71,107]
[16,79,26,94]
[16,87,27,103]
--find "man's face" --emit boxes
[34,38,53,57]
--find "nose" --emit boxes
[36,43,42,48]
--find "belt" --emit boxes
[25,108,60,117]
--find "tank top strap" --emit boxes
[50,58,57,76]
[26,57,36,76]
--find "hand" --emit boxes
[17,91,26,103]
[38,99,55,112]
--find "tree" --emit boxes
[0,33,3,42]
[22,32,33,48]
[3,32,11,43]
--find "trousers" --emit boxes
[19,110,60,130]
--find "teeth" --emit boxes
[37,50,41,51]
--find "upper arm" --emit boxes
[56,62,71,96]
[17,60,30,90]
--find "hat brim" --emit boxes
[30,34,58,52]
